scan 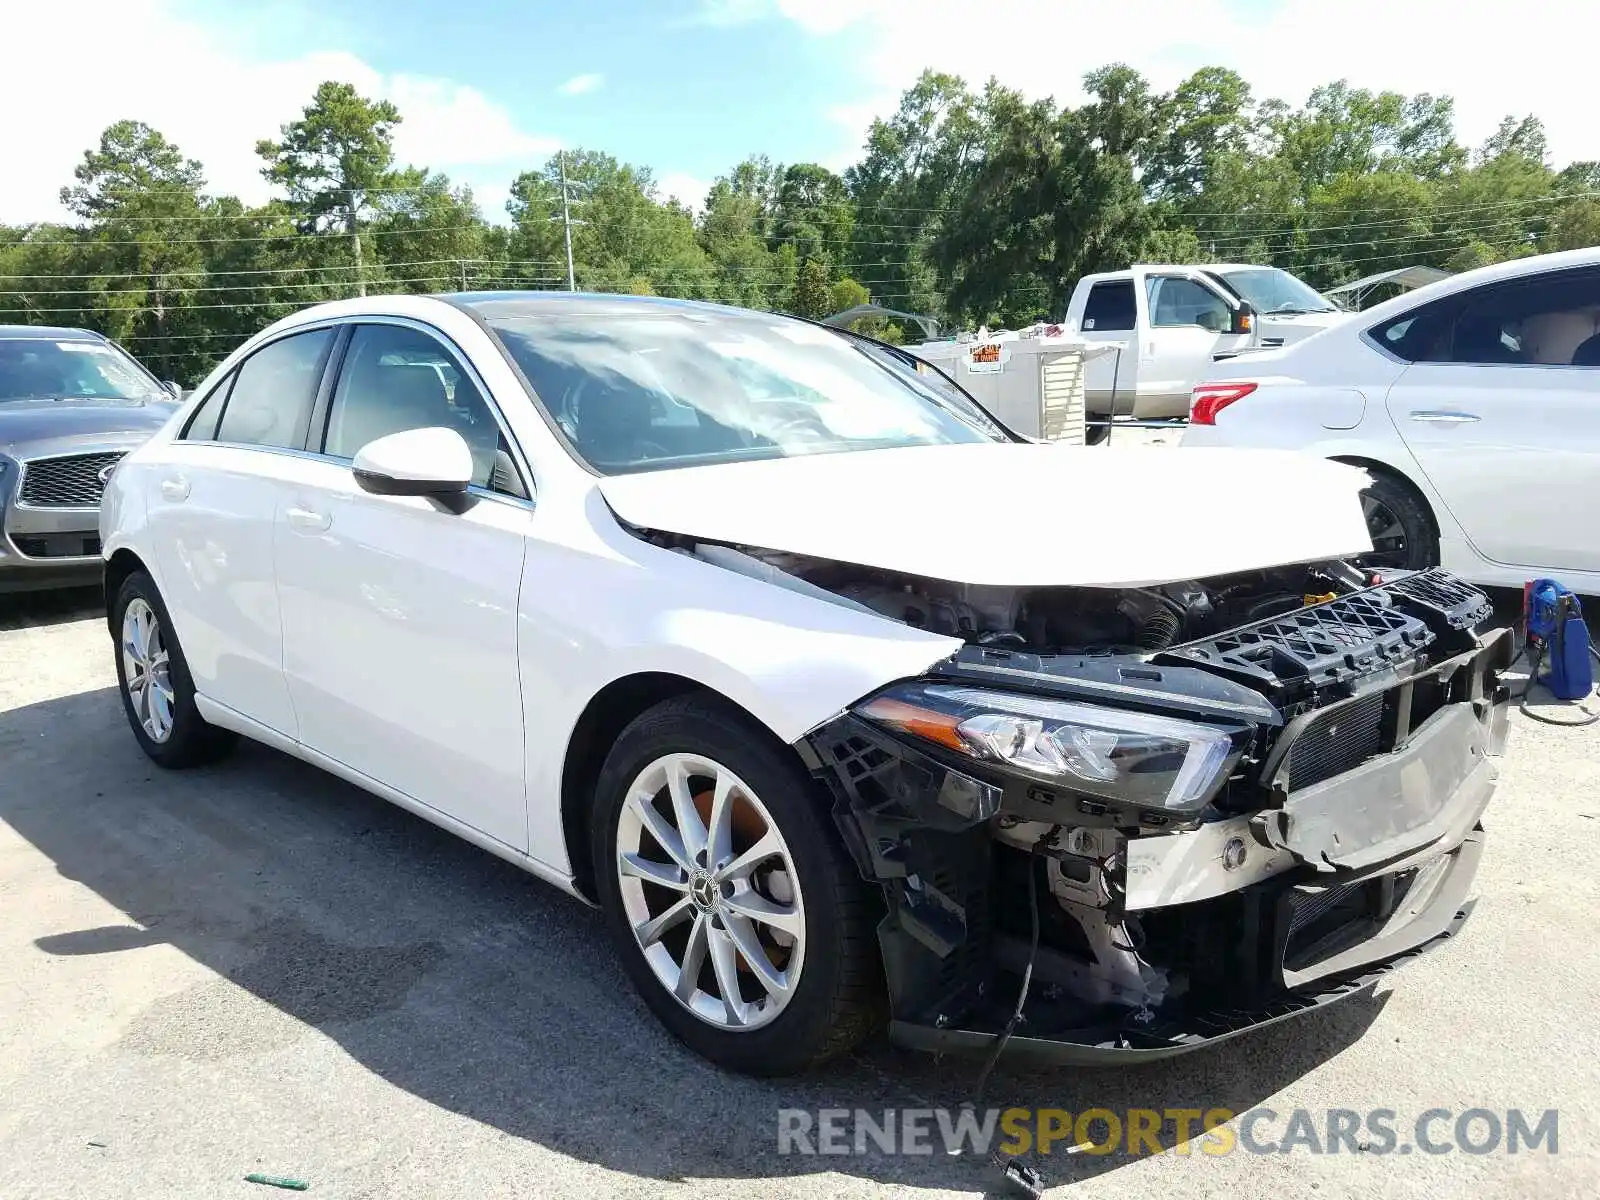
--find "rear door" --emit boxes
[1076,278,1139,414]
[1380,265,1600,572]
[144,326,335,735]
[271,319,534,851]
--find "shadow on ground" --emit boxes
[0,585,103,632]
[1,684,1391,1194]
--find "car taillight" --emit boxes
[1190,381,1258,425]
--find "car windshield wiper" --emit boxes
[1264,304,1338,316]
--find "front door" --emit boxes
[272,321,534,851]
[1140,275,1248,414]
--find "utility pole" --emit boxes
[550,151,586,291]
[349,189,366,298]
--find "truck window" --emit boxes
[1081,280,1135,331]
[1146,277,1230,331]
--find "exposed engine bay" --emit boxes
[658,533,1355,657]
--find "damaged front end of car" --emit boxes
[795,567,1513,1063]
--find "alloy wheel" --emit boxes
[122,598,175,744]
[615,752,806,1032]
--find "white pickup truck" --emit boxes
[1065,263,1350,422]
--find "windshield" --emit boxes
[1214,268,1336,314]
[0,338,166,404]
[486,310,1012,474]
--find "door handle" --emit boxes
[285,505,331,532]
[1408,410,1480,424]
[159,475,190,501]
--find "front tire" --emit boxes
[1359,470,1439,572]
[592,694,882,1075]
[112,571,235,768]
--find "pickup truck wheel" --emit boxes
[592,695,883,1075]
[1358,471,1439,572]
[112,572,236,768]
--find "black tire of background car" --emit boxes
[1360,470,1439,572]
[591,694,884,1076]
[112,571,237,768]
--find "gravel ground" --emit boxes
[2,584,1598,1199]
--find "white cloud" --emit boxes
[0,0,558,224]
[756,0,1599,169]
[656,171,713,214]
[692,0,772,26]
[558,73,605,97]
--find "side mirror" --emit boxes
[163,380,184,400]
[352,427,473,498]
[1230,303,1257,336]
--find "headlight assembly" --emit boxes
[856,682,1246,812]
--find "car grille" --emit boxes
[1286,690,1386,790]
[18,452,125,507]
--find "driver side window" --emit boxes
[1146,277,1230,331]
[322,324,526,496]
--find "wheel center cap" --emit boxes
[689,870,718,912]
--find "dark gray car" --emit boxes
[0,326,180,592]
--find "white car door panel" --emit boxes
[1387,363,1600,571]
[147,443,298,734]
[141,326,335,735]
[273,458,532,850]
[271,320,534,851]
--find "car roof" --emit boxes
[445,290,779,321]
[0,325,106,342]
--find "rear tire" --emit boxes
[111,571,236,768]
[1358,470,1439,572]
[591,694,883,1075]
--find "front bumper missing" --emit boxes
[802,613,1510,1065]
[891,900,1471,1064]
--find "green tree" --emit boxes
[932,80,1150,323]
[788,256,832,318]
[845,71,990,321]
[256,81,406,296]
[55,121,211,381]
[507,149,713,297]
[699,158,782,307]
[368,172,484,292]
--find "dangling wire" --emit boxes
[1514,638,1599,727]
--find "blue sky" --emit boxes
[3,0,1595,224]
[183,0,860,203]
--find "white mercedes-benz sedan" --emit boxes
[101,292,1510,1075]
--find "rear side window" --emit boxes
[1371,267,1600,366]
[180,372,234,441]
[1081,280,1136,331]
[215,329,333,449]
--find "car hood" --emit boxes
[596,443,1373,587]
[1260,310,1352,343]
[0,398,173,457]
